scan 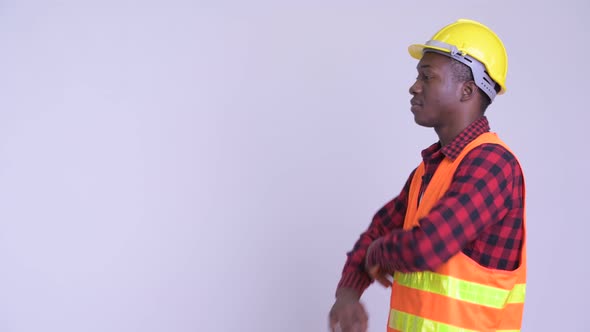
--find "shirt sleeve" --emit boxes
[335,169,415,295]
[366,144,517,273]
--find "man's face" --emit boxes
[409,52,462,128]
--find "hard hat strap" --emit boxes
[424,40,498,102]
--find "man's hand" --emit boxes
[328,288,368,332]
[365,239,393,288]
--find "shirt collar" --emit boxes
[421,116,491,161]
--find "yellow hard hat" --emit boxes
[408,19,508,101]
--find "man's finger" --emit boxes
[329,311,339,331]
[368,265,392,287]
[330,322,340,332]
[368,266,380,279]
[376,274,392,288]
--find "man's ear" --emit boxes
[460,81,477,102]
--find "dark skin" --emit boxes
[328,51,485,332]
[409,52,485,146]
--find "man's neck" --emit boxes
[435,115,483,147]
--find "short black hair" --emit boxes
[449,59,500,113]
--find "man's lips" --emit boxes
[410,100,423,113]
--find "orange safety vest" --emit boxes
[387,132,526,332]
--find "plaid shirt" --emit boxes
[337,117,525,295]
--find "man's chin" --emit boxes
[413,116,434,128]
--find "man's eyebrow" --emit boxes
[417,64,432,69]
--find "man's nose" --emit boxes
[409,80,421,95]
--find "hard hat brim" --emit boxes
[408,43,450,60]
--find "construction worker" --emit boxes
[329,19,526,332]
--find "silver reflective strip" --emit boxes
[423,40,498,102]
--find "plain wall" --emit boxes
[0,0,588,331]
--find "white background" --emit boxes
[0,1,588,331]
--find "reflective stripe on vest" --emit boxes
[394,271,526,309]
[389,309,520,332]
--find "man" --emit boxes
[329,19,526,332]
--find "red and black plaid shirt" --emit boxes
[337,117,525,295]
